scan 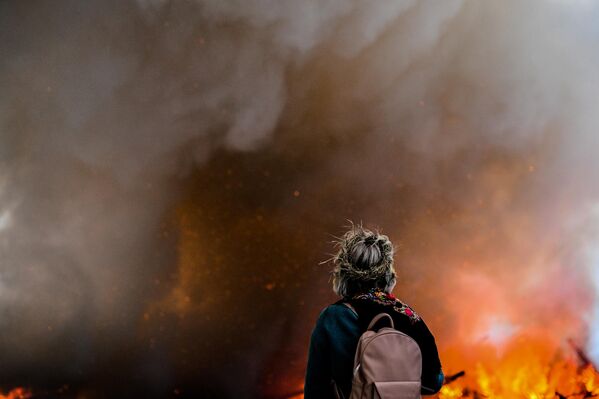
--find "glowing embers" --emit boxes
[0,388,31,399]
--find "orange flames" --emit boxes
[0,388,31,399]
[440,363,599,399]
[439,334,599,399]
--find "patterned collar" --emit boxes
[350,288,421,323]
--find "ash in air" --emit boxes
[1,0,599,397]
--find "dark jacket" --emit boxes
[304,291,444,398]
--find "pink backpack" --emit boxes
[334,304,423,399]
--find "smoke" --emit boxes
[1,0,599,396]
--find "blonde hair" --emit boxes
[323,221,397,298]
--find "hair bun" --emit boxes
[364,235,377,247]
[330,223,395,279]
[327,222,397,297]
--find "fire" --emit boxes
[431,262,596,399]
[440,363,599,398]
[440,338,599,399]
[0,388,31,399]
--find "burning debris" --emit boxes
[570,339,599,371]
[438,342,599,399]
[444,371,466,385]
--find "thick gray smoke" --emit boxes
[2,0,599,396]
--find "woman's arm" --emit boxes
[413,319,444,395]
[304,308,332,399]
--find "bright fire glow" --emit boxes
[0,388,32,399]
[439,336,599,398]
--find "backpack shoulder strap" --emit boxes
[367,312,394,331]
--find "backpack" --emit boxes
[333,303,423,399]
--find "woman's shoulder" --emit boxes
[323,301,359,318]
[314,301,359,326]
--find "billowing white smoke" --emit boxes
[1,0,599,391]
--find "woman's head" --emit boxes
[329,222,397,298]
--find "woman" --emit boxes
[304,223,444,398]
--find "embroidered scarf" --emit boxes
[351,288,421,323]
